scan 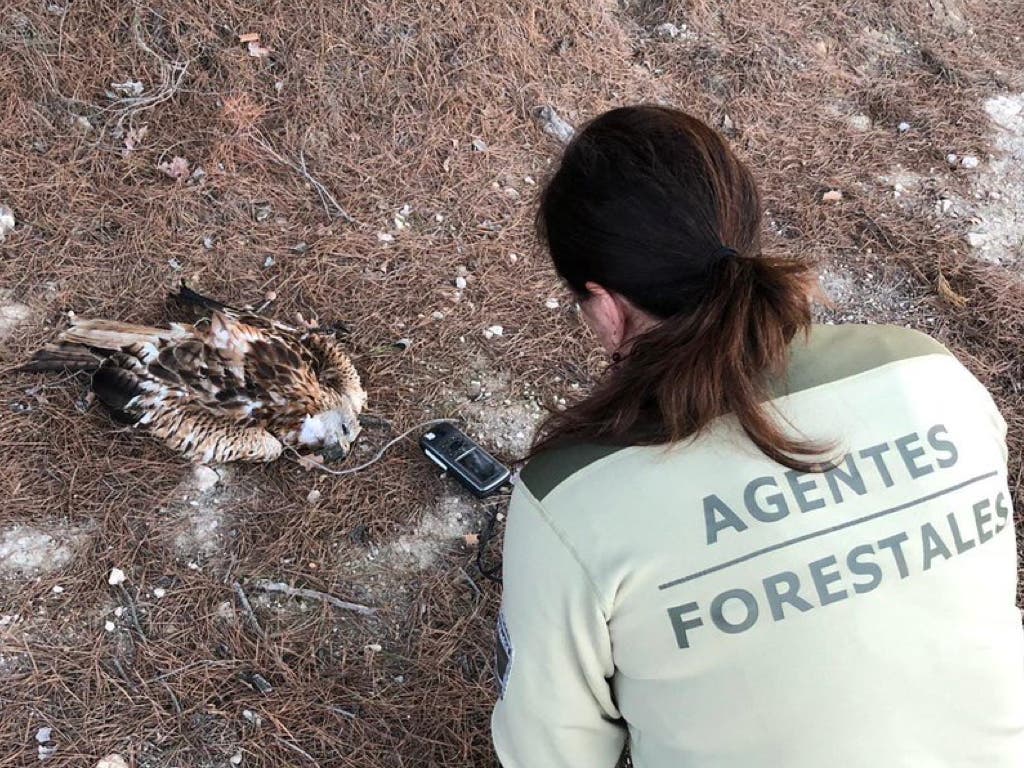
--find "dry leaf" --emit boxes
[297,453,325,471]
[936,271,968,308]
[463,533,480,548]
[247,41,272,57]
[157,156,190,180]
[821,189,843,203]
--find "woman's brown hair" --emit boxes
[534,105,824,471]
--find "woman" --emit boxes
[492,105,1023,767]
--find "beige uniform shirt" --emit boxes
[492,324,1024,768]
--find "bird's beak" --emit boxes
[320,443,350,463]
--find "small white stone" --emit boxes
[847,114,872,132]
[51,585,64,594]
[0,205,15,241]
[965,232,988,247]
[230,753,243,766]
[960,155,980,169]
[434,213,445,222]
[192,465,220,492]
[937,199,953,214]
[364,643,382,652]
[653,22,680,39]
[545,298,560,309]
[108,567,127,586]
[35,727,52,744]
[114,606,125,618]
[946,153,958,166]
[202,235,215,249]
[486,325,504,337]
[524,175,536,185]
[508,253,518,264]
[377,232,394,243]
[897,121,911,132]
[431,311,445,320]
[95,754,130,768]
[306,489,322,504]
[104,620,116,632]
[152,587,166,599]
[472,138,488,152]
[455,276,468,290]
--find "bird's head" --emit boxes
[298,402,363,462]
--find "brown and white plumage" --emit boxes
[20,285,366,464]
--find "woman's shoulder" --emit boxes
[518,442,632,504]
[781,323,953,397]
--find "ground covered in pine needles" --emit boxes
[0,0,1021,765]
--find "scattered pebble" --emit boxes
[897,121,911,133]
[290,242,308,254]
[36,727,56,761]
[434,213,445,222]
[113,606,125,618]
[455,276,468,290]
[504,187,520,200]
[431,311,445,320]
[253,203,272,222]
[0,205,15,241]
[653,22,681,39]
[533,105,575,144]
[95,755,130,768]
[377,232,394,243]
[110,80,144,98]
[242,709,263,727]
[107,567,126,586]
[306,489,322,505]
[157,156,190,180]
[848,114,872,132]
[230,752,243,766]
[104,620,116,632]
[508,253,519,264]
[51,585,64,594]
[472,138,488,152]
[545,298,560,309]
[168,258,182,271]
[937,199,953,214]
[946,153,959,166]
[192,465,220,493]
[960,155,980,169]
[524,175,536,185]
[263,256,275,268]
[965,232,988,247]
[364,643,382,653]
[484,325,504,339]
[152,587,166,599]
[822,189,843,202]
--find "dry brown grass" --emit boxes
[0,0,1022,765]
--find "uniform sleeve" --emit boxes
[492,486,626,768]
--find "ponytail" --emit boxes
[533,253,826,471]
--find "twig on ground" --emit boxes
[232,581,265,636]
[253,133,353,222]
[273,735,320,765]
[253,580,376,616]
[118,584,148,642]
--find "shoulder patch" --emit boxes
[495,610,514,699]
[519,442,627,502]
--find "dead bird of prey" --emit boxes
[18,284,366,464]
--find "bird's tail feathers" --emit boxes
[58,319,185,351]
[173,282,237,314]
[16,343,104,372]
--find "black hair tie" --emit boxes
[711,246,739,262]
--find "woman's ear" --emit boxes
[581,282,628,353]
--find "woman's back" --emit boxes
[493,323,1023,767]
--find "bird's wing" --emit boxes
[300,333,367,412]
[92,352,282,463]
